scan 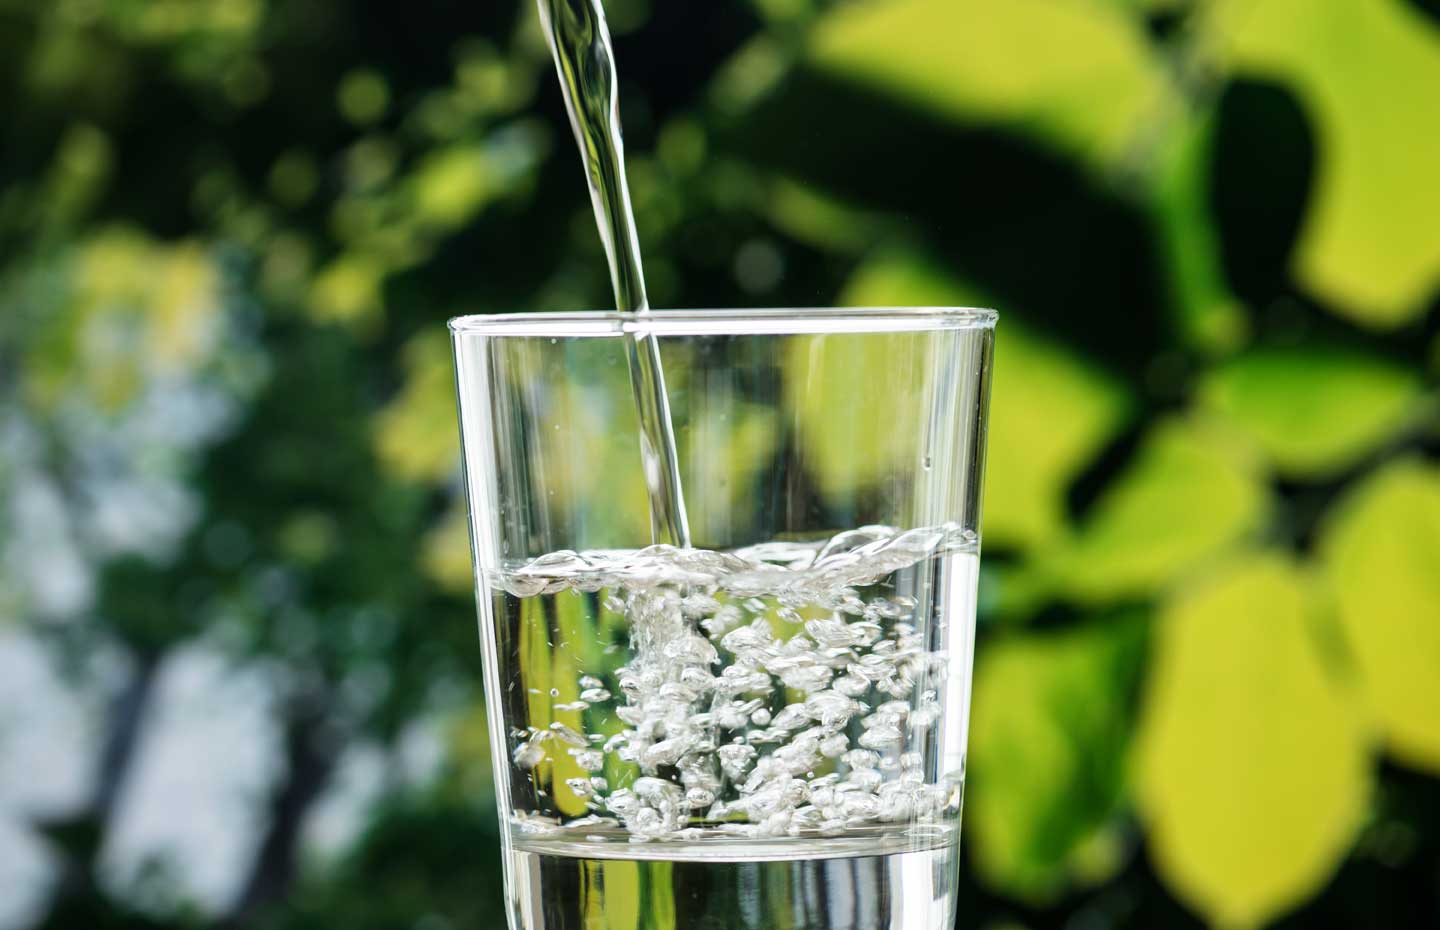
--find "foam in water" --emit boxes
[489,524,978,859]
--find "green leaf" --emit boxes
[1198,348,1424,478]
[807,0,1169,166]
[1216,0,1440,324]
[1050,418,1268,603]
[968,618,1144,901]
[1319,458,1440,774]
[1135,554,1371,930]
[841,252,1131,551]
[1145,109,1248,353]
[978,561,1055,623]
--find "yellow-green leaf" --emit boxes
[1051,418,1267,603]
[409,143,496,230]
[781,253,958,496]
[578,859,643,930]
[987,325,1133,552]
[968,620,1142,901]
[765,178,875,253]
[373,332,460,483]
[782,327,926,496]
[550,597,595,817]
[521,342,658,548]
[678,402,780,550]
[808,0,1170,166]
[1217,0,1440,324]
[516,596,591,817]
[22,230,225,412]
[422,500,474,593]
[1199,348,1424,478]
[444,702,496,799]
[1136,554,1370,930]
[307,253,384,328]
[840,253,1131,550]
[1319,458,1440,774]
[839,250,988,311]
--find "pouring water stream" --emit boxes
[536,0,691,548]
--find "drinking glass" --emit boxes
[451,308,995,930]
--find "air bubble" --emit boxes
[550,722,589,747]
[569,748,605,771]
[514,741,547,768]
[497,522,977,842]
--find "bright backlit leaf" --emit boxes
[968,619,1143,901]
[1199,347,1424,478]
[1051,418,1268,603]
[1136,554,1371,930]
[808,0,1169,166]
[1319,458,1440,774]
[840,253,1131,550]
[1217,0,1440,324]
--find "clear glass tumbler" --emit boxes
[451,308,995,930]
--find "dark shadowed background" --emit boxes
[1,0,1438,928]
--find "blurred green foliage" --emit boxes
[2,0,1438,929]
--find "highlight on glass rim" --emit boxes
[1,1,1437,929]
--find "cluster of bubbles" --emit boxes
[499,524,976,843]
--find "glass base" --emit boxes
[505,834,960,930]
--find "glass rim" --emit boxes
[448,307,998,338]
